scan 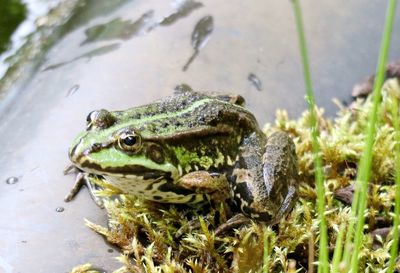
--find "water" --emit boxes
[0,0,64,78]
[0,0,26,54]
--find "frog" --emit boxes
[66,90,298,225]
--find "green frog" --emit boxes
[66,90,298,225]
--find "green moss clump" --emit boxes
[72,79,400,273]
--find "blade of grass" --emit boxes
[388,87,400,273]
[331,223,346,273]
[263,227,270,273]
[349,1,398,272]
[291,1,328,273]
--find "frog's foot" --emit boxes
[63,164,79,175]
[175,218,202,238]
[177,171,230,203]
[215,213,251,235]
[275,184,297,223]
[64,172,105,208]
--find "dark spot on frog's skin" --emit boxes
[231,180,254,205]
[197,116,206,124]
[148,145,165,164]
[188,195,197,203]
[145,182,155,191]
[251,211,272,222]
[158,181,193,195]
[142,172,163,180]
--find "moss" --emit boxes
[71,79,400,273]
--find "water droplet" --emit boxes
[55,207,65,212]
[5,176,19,184]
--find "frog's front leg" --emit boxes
[177,171,231,203]
[231,131,298,224]
[64,171,108,208]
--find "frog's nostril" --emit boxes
[91,143,102,151]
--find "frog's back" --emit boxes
[114,91,261,139]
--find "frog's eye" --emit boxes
[86,109,115,130]
[86,111,96,124]
[118,131,142,152]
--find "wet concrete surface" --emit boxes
[0,1,400,272]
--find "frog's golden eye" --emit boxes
[118,131,142,152]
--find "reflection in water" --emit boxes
[159,0,203,26]
[0,0,27,54]
[61,0,131,36]
[81,11,154,45]
[44,0,206,72]
[43,43,120,71]
[183,15,213,71]
[248,73,262,91]
[81,0,204,46]
[66,84,80,97]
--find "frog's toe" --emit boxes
[64,172,106,208]
[215,213,251,235]
[63,164,79,175]
[64,172,86,202]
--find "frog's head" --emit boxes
[69,109,180,180]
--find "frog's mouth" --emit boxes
[78,160,171,179]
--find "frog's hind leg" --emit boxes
[231,131,299,224]
[64,172,106,208]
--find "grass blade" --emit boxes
[263,227,270,273]
[388,84,400,272]
[349,1,398,272]
[291,1,328,272]
[331,223,346,273]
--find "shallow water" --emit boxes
[0,1,399,272]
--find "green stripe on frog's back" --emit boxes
[112,97,258,139]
